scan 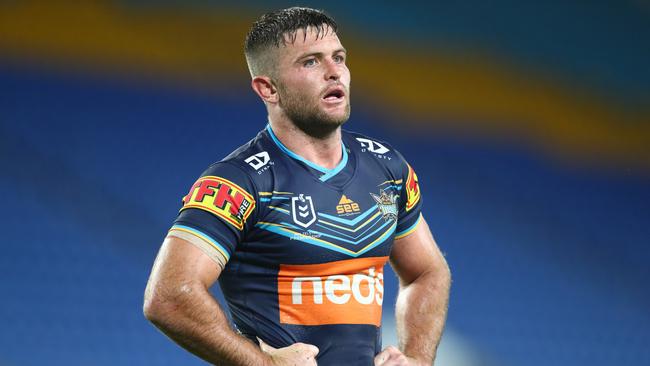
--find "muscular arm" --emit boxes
[143,236,271,366]
[389,217,451,365]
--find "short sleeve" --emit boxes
[167,162,257,268]
[394,153,423,240]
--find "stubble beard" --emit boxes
[277,83,351,139]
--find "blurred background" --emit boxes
[1,1,649,365]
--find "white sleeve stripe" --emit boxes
[167,230,227,269]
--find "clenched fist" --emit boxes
[374,346,424,366]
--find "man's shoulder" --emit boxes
[342,129,407,168]
[195,128,276,192]
[200,128,268,173]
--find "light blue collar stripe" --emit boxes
[319,146,348,182]
[266,125,327,173]
[266,124,348,180]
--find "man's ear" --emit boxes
[251,76,278,104]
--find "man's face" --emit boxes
[273,26,351,138]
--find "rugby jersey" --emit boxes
[168,125,422,366]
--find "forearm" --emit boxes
[395,268,451,365]
[144,281,269,366]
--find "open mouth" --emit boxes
[323,87,345,102]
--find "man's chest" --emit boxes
[242,167,402,265]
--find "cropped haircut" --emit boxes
[244,7,338,77]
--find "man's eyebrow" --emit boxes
[295,52,323,61]
[295,48,347,62]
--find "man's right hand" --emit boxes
[259,338,319,366]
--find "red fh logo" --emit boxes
[181,176,255,230]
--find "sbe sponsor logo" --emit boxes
[181,176,255,230]
[336,195,360,215]
[277,257,388,326]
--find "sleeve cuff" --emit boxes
[167,225,230,268]
[394,213,422,240]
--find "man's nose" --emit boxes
[324,60,340,81]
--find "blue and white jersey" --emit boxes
[168,125,423,366]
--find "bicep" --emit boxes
[389,217,448,286]
[146,236,223,299]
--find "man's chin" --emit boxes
[320,110,351,131]
[321,105,351,126]
[283,101,350,138]
[292,116,347,139]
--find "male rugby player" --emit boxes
[144,7,451,366]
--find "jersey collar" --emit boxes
[266,124,349,182]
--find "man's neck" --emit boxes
[268,118,343,170]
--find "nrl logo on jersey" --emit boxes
[370,191,398,221]
[245,151,273,174]
[356,138,391,160]
[292,194,318,228]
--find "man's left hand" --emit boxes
[374,346,424,366]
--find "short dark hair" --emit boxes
[244,7,338,76]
